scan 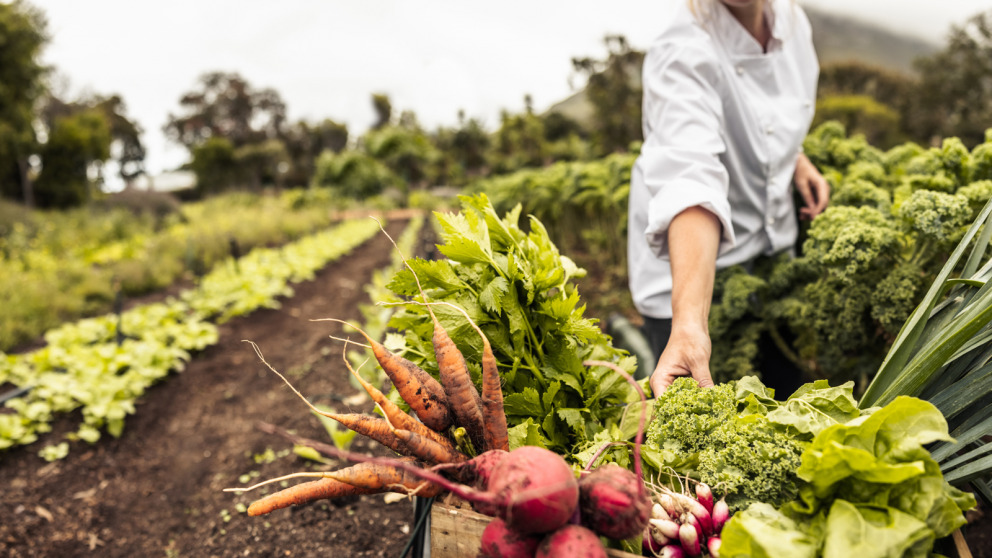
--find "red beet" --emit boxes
[478,518,540,558]
[578,463,652,540]
[535,525,607,558]
[487,446,580,535]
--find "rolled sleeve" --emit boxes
[637,41,736,259]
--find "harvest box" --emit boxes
[429,501,642,558]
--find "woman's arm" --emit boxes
[649,205,722,395]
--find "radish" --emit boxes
[712,496,730,533]
[695,482,713,514]
[535,525,607,558]
[708,536,722,557]
[659,545,686,558]
[650,518,681,540]
[478,518,541,558]
[678,522,701,557]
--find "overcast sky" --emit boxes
[25,0,992,180]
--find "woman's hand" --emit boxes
[794,152,830,219]
[649,322,714,396]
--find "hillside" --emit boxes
[804,6,937,74]
[547,5,939,124]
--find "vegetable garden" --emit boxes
[2,123,992,557]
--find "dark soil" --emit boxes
[0,218,421,558]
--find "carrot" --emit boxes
[391,426,470,465]
[425,301,508,453]
[339,343,462,456]
[316,319,453,432]
[245,477,377,516]
[375,220,485,451]
[326,458,444,498]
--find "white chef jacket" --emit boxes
[628,0,819,319]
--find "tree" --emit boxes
[489,100,548,174]
[282,118,349,186]
[189,137,238,194]
[0,1,49,206]
[33,108,112,208]
[912,10,992,146]
[371,93,392,130]
[571,34,644,155]
[163,71,287,150]
[42,93,146,188]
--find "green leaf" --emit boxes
[821,500,933,558]
[503,387,543,417]
[720,503,819,558]
[479,277,509,314]
[507,418,548,449]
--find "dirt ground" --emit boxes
[1,214,989,558]
[0,218,422,558]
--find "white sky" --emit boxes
[24,0,992,180]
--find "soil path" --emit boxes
[0,218,421,558]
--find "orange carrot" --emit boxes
[246,477,377,516]
[317,319,453,432]
[339,343,461,456]
[406,301,509,453]
[326,459,444,498]
[432,321,486,449]
[392,427,470,465]
[375,221,486,450]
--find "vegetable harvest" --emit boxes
[223,195,979,557]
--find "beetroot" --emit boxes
[535,525,607,558]
[577,462,651,540]
[487,446,579,535]
[478,518,540,558]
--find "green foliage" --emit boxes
[644,376,866,512]
[813,95,902,148]
[911,9,992,147]
[385,194,637,456]
[571,34,644,155]
[712,122,992,387]
[0,0,48,204]
[721,397,976,557]
[33,108,112,208]
[190,137,238,193]
[311,149,400,199]
[365,125,440,187]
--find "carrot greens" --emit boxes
[385,194,638,456]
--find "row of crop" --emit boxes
[0,188,354,352]
[470,123,992,390]
[0,217,383,460]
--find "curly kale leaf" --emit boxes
[802,206,900,281]
[831,178,892,213]
[897,189,971,246]
[957,180,992,221]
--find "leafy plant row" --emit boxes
[0,188,347,352]
[0,217,383,460]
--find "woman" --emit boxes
[627,0,830,396]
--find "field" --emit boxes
[0,217,423,557]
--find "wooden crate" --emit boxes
[430,502,642,558]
